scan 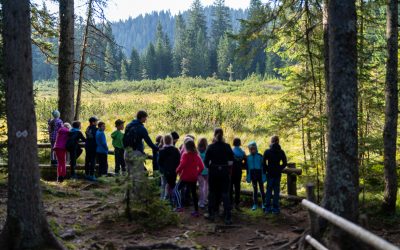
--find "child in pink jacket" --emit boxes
[54,123,71,182]
[174,140,204,216]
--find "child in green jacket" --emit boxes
[111,119,125,175]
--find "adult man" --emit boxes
[124,111,159,195]
[263,135,287,214]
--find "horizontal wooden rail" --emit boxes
[305,235,328,250]
[302,199,399,250]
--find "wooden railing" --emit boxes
[303,184,399,250]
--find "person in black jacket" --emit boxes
[85,117,98,181]
[158,134,181,202]
[204,128,234,225]
[66,121,86,178]
[263,135,287,214]
[124,111,159,195]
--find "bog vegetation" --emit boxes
[33,77,399,212]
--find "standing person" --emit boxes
[231,138,246,211]
[111,119,126,176]
[48,110,63,165]
[174,140,204,216]
[54,123,71,182]
[85,117,98,181]
[96,121,108,177]
[263,136,287,214]
[246,141,266,211]
[153,135,163,174]
[204,128,234,225]
[66,121,86,179]
[197,138,209,209]
[171,131,180,146]
[158,134,181,202]
[123,111,159,195]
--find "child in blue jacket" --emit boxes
[231,138,246,211]
[96,122,108,177]
[246,141,266,210]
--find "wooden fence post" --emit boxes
[306,183,320,238]
[287,163,297,196]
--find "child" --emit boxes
[263,136,287,214]
[171,131,180,146]
[96,121,108,177]
[54,123,71,182]
[48,110,63,165]
[85,117,98,181]
[153,135,163,174]
[158,134,181,202]
[246,141,266,211]
[111,119,125,176]
[197,138,208,209]
[66,121,86,179]
[174,140,204,216]
[231,138,246,210]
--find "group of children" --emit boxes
[49,112,126,182]
[49,110,287,219]
[155,134,287,217]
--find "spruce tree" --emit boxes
[217,34,235,79]
[173,14,190,76]
[210,0,231,74]
[144,43,157,79]
[129,48,141,80]
[187,0,209,77]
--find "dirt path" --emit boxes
[0,177,399,250]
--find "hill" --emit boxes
[111,7,248,56]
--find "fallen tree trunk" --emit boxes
[241,189,304,202]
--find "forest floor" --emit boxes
[0,175,399,250]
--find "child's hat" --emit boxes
[52,110,60,118]
[171,131,180,140]
[89,116,98,123]
[115,119,125,126]
[248,141,257,148]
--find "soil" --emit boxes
[0,177,398,250]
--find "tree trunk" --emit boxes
[382,0,398,215]
[75,0,93,121]
[0,1,64,249]
[321,0,359,249]
[58,0,75,123]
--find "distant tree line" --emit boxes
[32,0,285,82]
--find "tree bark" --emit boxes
[382,0,398,215]
[0,1,64,249]
[321,0,359,249]
[75,0,93,121]
[58,0,75,123]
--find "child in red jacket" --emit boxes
[174,139,204,216]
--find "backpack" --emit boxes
[123,123,140,149]
[66,132,78,152]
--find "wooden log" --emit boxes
[240,189,304,202]
[282,166,302,175]
[286,163,298,196]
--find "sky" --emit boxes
[37,0,251,22]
